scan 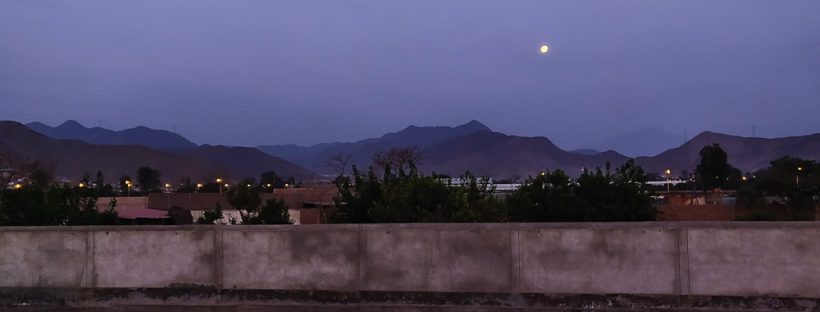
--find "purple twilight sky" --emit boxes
[1,0,819,154]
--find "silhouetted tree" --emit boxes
[333,163,502,223]
[95,171,105,189]
[325,153,352,177]
[226,178,262,216]
[136,167,161,193]
[695,144,733,190]
[260,171,283,189]
[196,203,225,224]
[738,157,819,220]
[506,160,655,222]
[372,146,423,174]
[0,184,118,226]
[244,198,292,224]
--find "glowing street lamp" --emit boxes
[78,182,86,188]
[125,180,132,197]
[13,183,22,190]
[797,166,803,187]
[196,183,203,193]
[664,169,672,192]
[216,178,223,193]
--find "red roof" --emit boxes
[117,207,169,220]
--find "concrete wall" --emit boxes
[1,223,819,298]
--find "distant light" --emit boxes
[246,184,252,188]
[13,183,22,189]
[196,183,203,188]
[224,183,229,188]
[78,183,86,188]
[539,44,550,54]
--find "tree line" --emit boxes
[332,159,656,223]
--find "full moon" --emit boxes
[539,44,549,54]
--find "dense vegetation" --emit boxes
[332,159,656,223]
[0,184,118,226]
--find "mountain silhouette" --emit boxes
[27,120,198,153]
[2,121,314,182]
[635,131,820,174]
[257,120,493,174]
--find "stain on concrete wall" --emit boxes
[92,229,217,288]
[222,226,360,290]
[0,231,87,287]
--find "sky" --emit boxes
[1,0,819,153]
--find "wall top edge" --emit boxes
[1,221,819,232]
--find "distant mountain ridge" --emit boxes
[2,121,314,181]
[422,131,628,179]
[635,131,820,174]
[27,120,198,153]
[257,120,494,174]
[258,121,820,179]
[12,119,820,180]
[259,120,629,178]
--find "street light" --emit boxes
[216,178,223,193]
[196,183,203,193]
[165,183,172,192]
[13,183,22,189]
[797,166,803,187]
[664,169,672,192]
[78,182,86,188]
[125,180,132,197]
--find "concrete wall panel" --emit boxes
[688,227,820,298]
[0,231,88,287]
[2,223,820,299]
[519,227,678,295]
[363,226,512,292]
[92,229,217,288]
[222,227,360,290]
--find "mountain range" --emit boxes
[5,119,820,181]
[27,120,197,153]
[1,121,313,182]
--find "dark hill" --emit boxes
[636,131,820,174]
[26,120,198,153]
[423,131,629,179]
[257,120,493,173]
[184,145,315,180]
[1,121,314,182]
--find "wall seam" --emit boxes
[215,226,224,290]
[517,226,522,292]
[673,228,681,295]
[90,231,96,288]
[685,227,691,296]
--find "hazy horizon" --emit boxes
[3,0,819,153]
